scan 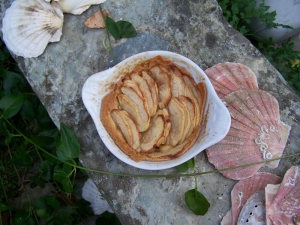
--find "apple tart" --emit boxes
[100,56,206,162]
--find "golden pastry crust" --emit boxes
[100,56,207,162]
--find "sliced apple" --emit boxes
[153,109,171,146]
[117,94,143,131]
[177,97,191,144]
[139,115,165,152]
[150,66,172,108]
[111,109,133,147]
[130,73,155,117]
[170,66,186,97]
[197,82,207,121]
[142,71,158,114]
[165,97,185,146]
[121,86,150,132]
[179,95,196,139]
[123,79,143,99]
[183,74,201,104]
[111,109,140,150]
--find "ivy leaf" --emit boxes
[175,162,189,172]
[19,97,35,120]
[187,158,195,169]
[0,94,25,119]
[29,176,45,188]
[175,158,195,172]
[74,199,93,217]
[34,197,54,218]
[105,16,137,40]
[185,188,210,216]
[0,203,12,212]
[45,211,74,225]
[45,196,60,210]
[40,160,56,180]
[53,169,73,193]
[12,210,36,225]
[29,136,54,148]
[105,16,121,40]
[56,123,80,161]
[116,21,137,38]
[96,211,122,225]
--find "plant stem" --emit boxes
[0,176,12,225]
[4,117,300,179]
[99,4,116,66]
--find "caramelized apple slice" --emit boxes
[117,94,143,132]
[183,75,201,104]
[177,97,192,143]
[185,86,200,125]
[139,115,165,152]
[170,66,186,97]
[150,66,172,108]
[123,79,143,99]
[165,97,185,146]
[152,109,171,146]
[130,73,155,117]
[179,95,197,138]
[142,71,158,114]
[121,86,150,132]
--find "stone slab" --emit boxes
[1,0,300,224]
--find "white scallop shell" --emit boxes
[82,178,113,215]
[52,0,107,15]
[2,0,64,58]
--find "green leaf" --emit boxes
[96,211,122,225]
[187,158,195,169]
[175,162,189,172]
[74,199,93,217]
[45,211,74,225]
[53,169,73,193]
[0,203,12,212]
[29,176,45,188]
[56,123,80,161]
[0,94,25,118]
[29,136,54,148]
[34,197,54,218]
[45,196,60,210]
[40,160,56,180]
[12,144,32,168]
[175,158,195,172]
[12,210,36,225]
[19,97,35,120]
[106,17,121,40]
[3,71,27,94]
[185,188,210,216]
[116,21,137,38]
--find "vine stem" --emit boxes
[0,176,12,225]
[7,146,40,225]
[99,4,116,65]
[4,117,300,179]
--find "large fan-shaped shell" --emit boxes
[2,0,64,58]
[266,166,300,225]
[206,89,291,180]
[204,62,258,99]
[52,0,106,15]
[82,178,113,215]
[221,172,282,225]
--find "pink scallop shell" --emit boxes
[266,166,300,225]
[206,89,291,180]
[204,62,258,99]
[221,172,282,225]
